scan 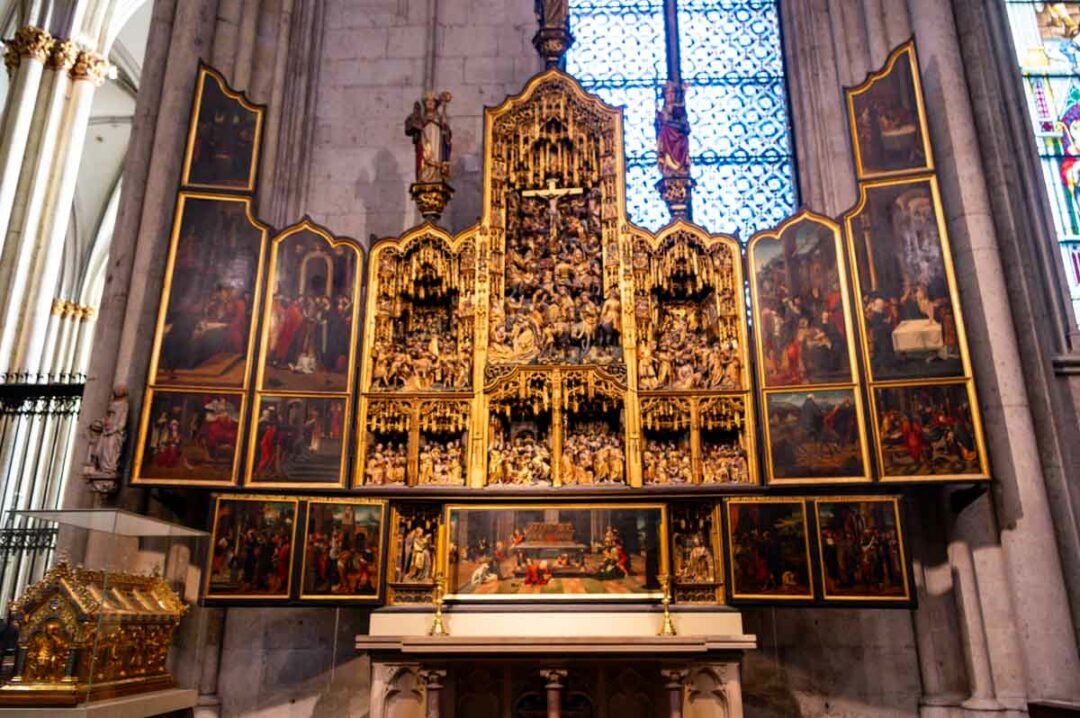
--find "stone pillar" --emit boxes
[662,669,687,718]
[906,0,1080,702]
[542,669,567,718]
[422,668,446,718]
[0,26,52,255]
[15,50,109,376]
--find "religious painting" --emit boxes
[182,65,263,191]
[149,194,266,389]
[846,43,931,179]
[205,495,298,600]
[873,381,987,480]
[814,497,910,602]
[247,395,349,488]
[443,504,667,601]
[631,227,747,392]
[299,499,386,601]
[749,212,857,389]
[258,223,362,394]
[847,178,969,382]
[763,389,867,483]
[670,502,724,604]
[363,229,475,393]
[132,389,244,486]
[386,504,441,605]
[725,498,813,601]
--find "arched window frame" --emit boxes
[565,0,799,238]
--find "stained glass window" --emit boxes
[565,0,797,239]
[1004,1,1080,321]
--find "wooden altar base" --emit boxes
[357,609,755,717]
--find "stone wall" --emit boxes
[304,0,541,242]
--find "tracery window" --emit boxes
[1004,1,1080,321]
[565,0,797,238]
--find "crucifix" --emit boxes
[522,177,584,242]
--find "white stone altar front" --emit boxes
[357,608,754,717]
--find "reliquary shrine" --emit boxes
[0,561,187,705]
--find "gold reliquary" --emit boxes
[0,561,187,706]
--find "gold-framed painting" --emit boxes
[255,219,364,396]
[131,388,245,487]
[205,494,299,600]
[245,393,350,489]
[845,41,933,180]
[441,503,668,601]
[299,498,387,602]
[748,211,870,484]
[182,64,265,192]
[725,497,814,601]
[871,379,988,481]
[761,388,870,483]
[146,192,268,391]
[813,496,911,602]
[845,175,973,383]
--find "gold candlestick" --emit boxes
[658,574,677,637]
[430,572,449,637]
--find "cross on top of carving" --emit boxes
[522,177,584,202]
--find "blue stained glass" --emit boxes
[566,0,798,237]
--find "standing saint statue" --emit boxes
[405,91,453,184]
[82,385,129,488]
[656,80,691,177]
[535,0,569,31]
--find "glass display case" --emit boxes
[0,509,207,707]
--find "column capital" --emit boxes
[420,668,447,685]
[70,50,109,86]
[661,668,689,686]
[4,26,53,74]
[541,668,568,687]
[47,40,78,72]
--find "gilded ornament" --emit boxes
[70,50,108,86]
[3,26,52,74]
[47,40,78,72]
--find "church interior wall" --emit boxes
[32,0,1080,715]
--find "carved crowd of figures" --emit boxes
[418,437,465,486]
[490,190,621,365]
[638,306,742,390]
[364,442,408,485]
[560,422,625,485]
[488,433,552,486]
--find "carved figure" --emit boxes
[535,0,569,30]
[656,80,690,177]
[405,91,453,183]
[83,385,129,481]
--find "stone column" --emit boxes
[422,668,446,718]
[906,0,1080,702]
[542,669,567,718]
[0,26,52,254]
[662,669,687,718]
[15,50,109,376]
